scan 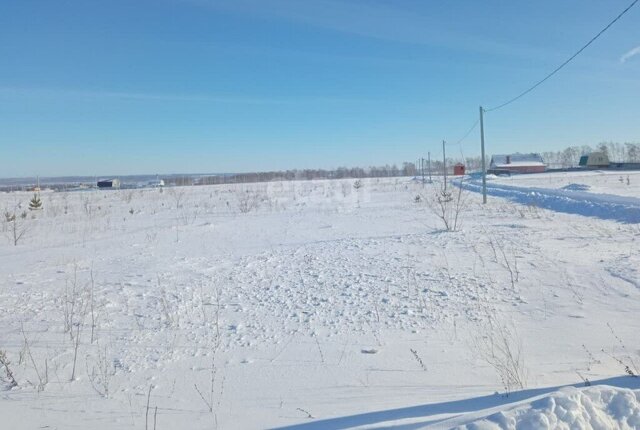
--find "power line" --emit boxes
[485,0,639,112]
[452,119,479,146]
[441,119,478,150]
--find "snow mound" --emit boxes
[562,183,591,192]
[454,386,640,430]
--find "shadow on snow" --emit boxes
[272,376,640,430]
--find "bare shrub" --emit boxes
[340,182,351,198]
[57,266,98,380]
[62,266,84,338]
[194,286,223,421]
[423,179,468,231]
[20,324,48,391]
[517,202,541,219]
[237,191,259,214]
[0,349,18,388]
[157,276,182,328]
[178,207,199,225]
[82,195,95,218]
[486,236,520,290]
[601,323,639,377]
[121,190,134,204]
[86,342,113,397]
[88,270,98,344]
[167,187,186,209]
[70,298,89,381]
[472,316,527,395]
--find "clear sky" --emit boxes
[1,0,639,177]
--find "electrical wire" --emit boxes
[484,0,639,112]
[452,119,479,146]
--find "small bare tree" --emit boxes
[167,187,186,209]
[424,179,468,231]
[4,210,28,246]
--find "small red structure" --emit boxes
[453,163,465,176]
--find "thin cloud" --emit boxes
[182,0,558,62]
[0,87,369,105]
[620,45,640,63]
[0,87,291,104]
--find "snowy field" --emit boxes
[1,174,639,429]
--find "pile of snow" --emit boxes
[452,385,640,430]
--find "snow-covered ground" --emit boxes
[463,170,640,223]
[491,170,640,198]
[1,174,639,429]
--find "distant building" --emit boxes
[453,163,466,176]
[489,153,546,174]
[97,178,121,189]
[579,152,609,168]
[148,179,165,187]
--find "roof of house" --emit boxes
[490,153,545,167]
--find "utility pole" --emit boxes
[428,152,432,183]
[442,140,447,192]
[479,106,487,204]
[421,158,425,184]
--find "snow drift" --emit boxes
[451,385,640,430]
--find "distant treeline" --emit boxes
[164,156,505,186]
[167,164,422,186]
[162,141,640,186]
[166,162,460,186]
[542,142,640,168]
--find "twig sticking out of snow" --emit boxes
[410,348,428,371]
[296,407,315,419]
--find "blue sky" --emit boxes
[1,0,639,177]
